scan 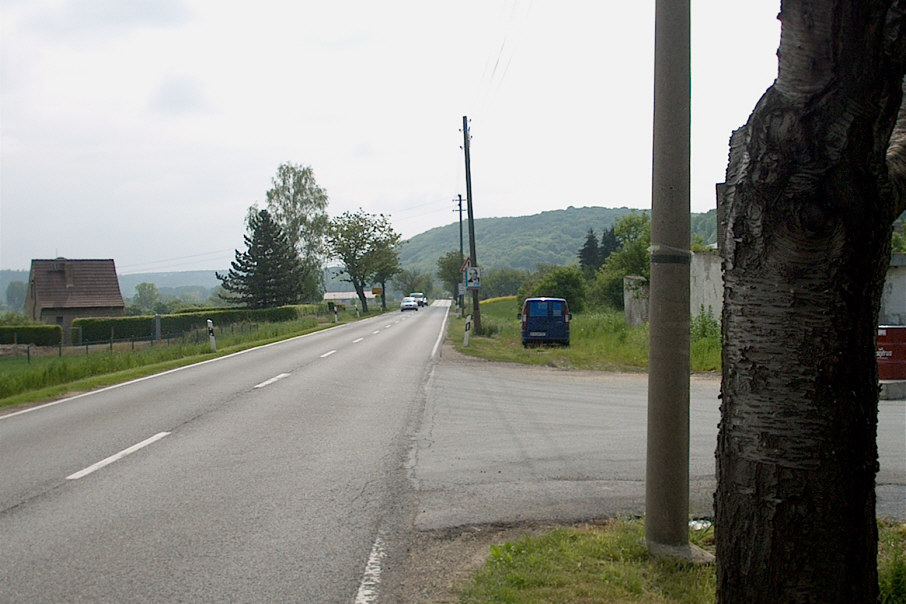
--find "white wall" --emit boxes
[880,254,906,325]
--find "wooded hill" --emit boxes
[2,207,719,306]
[398,206,718,276]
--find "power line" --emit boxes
[118,249,234,272]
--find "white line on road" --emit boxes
[353,338,364,343]
[320,350,337,358]
[431,303,451,359]
[355,535,386,604]
[66,432,170,480]
[372,330,381,335]
[254,373,290,389]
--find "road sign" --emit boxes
[460,256,472,273]
[466,266,481,290]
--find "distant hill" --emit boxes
[118,270,223,299]
[3,207,719,306]
[398,206,718,276]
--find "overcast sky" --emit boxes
[1,1,780,273]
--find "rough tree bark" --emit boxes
[716,2,906,602]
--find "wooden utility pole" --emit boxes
[462,116,481,334]
[454,193,465,313]
[645,0,708,562]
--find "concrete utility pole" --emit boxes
[462,115,481,334]
[646,0,708,562]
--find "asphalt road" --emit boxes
[1,305,448,602]
[411,357,905,529]
[2,301,903,602]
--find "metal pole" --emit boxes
[462,115,481,334]
[645,0,700,560]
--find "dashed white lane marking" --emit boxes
[355,535,386,604]
[254,373,290,389]
[372,330,381,335]
[67,432,170,480]
[353,338,364,343]
[384,324,392,329]
[320,350,337,358]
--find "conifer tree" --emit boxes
[598,225,619,264]
[577,229,600,279]
[217,210,307,308]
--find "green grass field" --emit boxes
[0,314,347,407]
[449,297,721,373]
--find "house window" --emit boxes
[56,316,63,325]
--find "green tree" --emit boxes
[590,211,651,309]
[133,282,159,312]
[480,267,530,299]
[392,268,433,298]
[518,266,587,313]
[367,229,402,310]
[5,281,26,312]
[436,250,463,299]
[327,210,399,312]
[598,225,620,263]
[217,209,307,308]
[254,162,330,301]
[577,229,601,279]
[893,215,905,252]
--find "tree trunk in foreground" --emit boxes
[716,2,906,602]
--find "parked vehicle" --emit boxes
[400,296,419,311]
[409,292,428,306]
[519,297,570,346]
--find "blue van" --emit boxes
[519,297,570,346]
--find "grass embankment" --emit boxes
[459,518,906,603]
[449,299,903,602]
[0,312,366,408]
[449,297,720,373]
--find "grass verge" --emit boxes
[450,297,720,373]
[459,518,906,603]
[0,312,374,409]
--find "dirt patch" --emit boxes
[394,523,557,603]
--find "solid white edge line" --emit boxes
[355,535,386,604]
[431,303,451,359]
[66,432,170,480]
[320,350,337,358]
[254,373,291,389]
[1,317,377,421]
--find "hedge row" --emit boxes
[73,304,328,343]
[0,325,63,346]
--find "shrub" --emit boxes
[0,325,62,346]
[691,306,720,341]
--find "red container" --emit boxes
[877,326,906,380]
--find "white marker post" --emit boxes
[207,319,216,352]
[464,314,472,347]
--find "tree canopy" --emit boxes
[435,250,463,299]
[217,210,307,308]
[252,162,329,300]
[327,210,401,312]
